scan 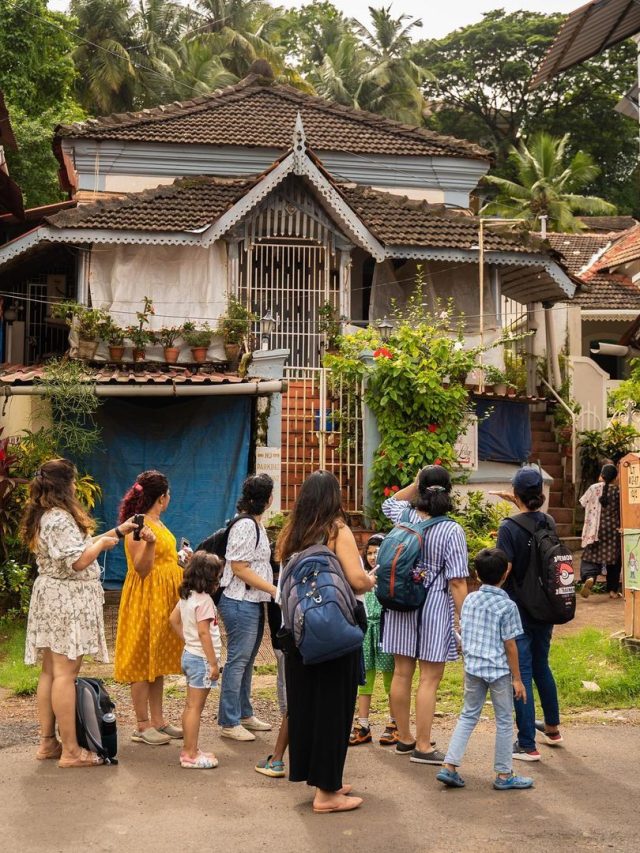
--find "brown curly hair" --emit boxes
[21,458,96,551]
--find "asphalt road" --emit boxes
[1,721,638,853]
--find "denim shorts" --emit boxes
[182,650,218,689]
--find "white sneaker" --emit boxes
[241,716,272,732]
[220,725,256,741]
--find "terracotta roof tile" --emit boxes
[546,233,611,275]
[592,224,640,270]
[576,216,638,233]
[0,364,248,385]
[55,76,488,161]
[572,273,640,310]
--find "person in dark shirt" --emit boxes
[496,467,563,762]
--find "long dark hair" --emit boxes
[600,463,618,507]
[277,470,346,562]
[179,551,224,599]
[416,465,453,517]
[119,470,169,523]
[237,473,273,516]
[21,458,95,550]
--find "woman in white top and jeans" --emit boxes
[217,474,277,741]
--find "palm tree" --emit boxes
[480,132,616,233]
[309,35,369,108]
[167,36,238,99]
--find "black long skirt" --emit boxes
[285,646,359,791]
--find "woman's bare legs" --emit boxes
[148,676,165,728]
[390,654,416,744]
[131,681,151,730]
[50,652,83,760]
[182,686,210,759]
[36,649,56,741]
[415,660,445,753]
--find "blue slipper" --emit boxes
[493,773,534,790]
[436,768,465,788]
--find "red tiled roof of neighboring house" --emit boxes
[545,233,611,275]
[44,174,543,255]
[571,272,640,310]
[589,224,640,270]
[55,75,488,161]
[0,364,248,385]
[577,215,638,233]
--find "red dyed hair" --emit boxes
[119,470,169,523]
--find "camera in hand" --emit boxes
[133,514,145,541]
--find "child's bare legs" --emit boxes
[415,660,445,753]
[390,654,416,744]
[50,651,83,760]
[36,649,57,749]
[182,686,211,758]
[357,693,372,720]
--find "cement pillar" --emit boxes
[358,349,380,526]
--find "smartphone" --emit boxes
[179,537,191,551]
[133,514,145,541]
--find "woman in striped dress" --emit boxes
[381,465,469,765]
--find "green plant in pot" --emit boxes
[51,300,108,360]
[182,321,213,363]
[158,326,184,363]
[504,352,527,396]
[101,317,126,361]
[218,295,256,367]
[318,301,344,351]
[484,365,509,396]
[125,296,155,361]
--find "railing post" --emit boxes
[358,349,379,526]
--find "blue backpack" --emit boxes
[280,544,364,665]
[375,513,448,611]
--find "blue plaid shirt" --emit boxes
[461,585,523,682]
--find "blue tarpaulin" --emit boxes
[85,396,252,588]
[476,399,531,464]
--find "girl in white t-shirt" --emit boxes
[170,551,223,769]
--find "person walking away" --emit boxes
[22,458,137,767]
[579,464,621,599]
[217,474,276,741]
[278,470,375,814]
[169,551,223,769]
[349,534,397,747]
[381,465,468,765]
[496,467,563,761]
[114,471,184,745]
[437,548,533,790]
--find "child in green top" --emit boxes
[349,534,397,746]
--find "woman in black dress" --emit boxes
[580,463,622,598]
[277,471,375,814]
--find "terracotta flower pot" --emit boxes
[132,348,146,362]
[494,383,507,396]
[224,342,241,368]
[191,346,208,363]
[108,345,125,361]
[78,339,98,360]
[164,346,180,364]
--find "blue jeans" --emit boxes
[515,615,559,750]
[217,597,264,728]
[445,672,514,774]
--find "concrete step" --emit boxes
[536,451,565,467]
[548,507,574,524]
[564,536,582,553]
[543,464,564,478]
[555,523,574,538]
[530,440,559,453]
[548,490,564,508]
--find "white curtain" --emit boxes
[89,242,228,361]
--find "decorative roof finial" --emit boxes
[292,112,306,172]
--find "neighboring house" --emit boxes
[0,72,579,579]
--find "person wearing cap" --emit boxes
[496,466,563,762]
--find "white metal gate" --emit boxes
[281,366,364,512]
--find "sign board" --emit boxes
[623,530,640,591]
[455,416,478,471]
[255,446,282,522]
[619,453,640,637]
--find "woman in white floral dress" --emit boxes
[22,458,137,768]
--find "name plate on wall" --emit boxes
[455,416,478,471]
[255,446,282,521]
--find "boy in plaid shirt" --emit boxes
[437,548,534,790]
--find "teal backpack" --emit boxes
[375,513,447,612]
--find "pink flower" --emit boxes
[434,458,442,465]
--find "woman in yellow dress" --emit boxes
[114,470,184,746]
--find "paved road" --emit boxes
[1,721,637,853]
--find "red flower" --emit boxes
[0,449,5,463]
[428,423,438,433]
[373,346,393,359]
[391,485,399,492]
[434,458,442,465]
[384,486,392,497]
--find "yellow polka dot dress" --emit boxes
[114,518,183,683]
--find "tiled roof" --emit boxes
[577,216,638,233]
[592,224,640,270]
[0,364,247,385]
[545,233,611,275]
[45,175,542,255]
[46,177,257,232]
[572,273,640,310]
[55,75,488,161]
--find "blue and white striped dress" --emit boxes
[380,498,469,662]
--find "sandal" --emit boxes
[313,796,363,814]
[36,734,62,760]
[58,748,104,768]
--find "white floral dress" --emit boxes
[25,508,108,664]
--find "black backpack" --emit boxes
[196,515,260,604]
[75,677,118,764]
[507,513,576,624]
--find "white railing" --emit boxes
[540,377,578,485]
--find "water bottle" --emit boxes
[101,711,118,761]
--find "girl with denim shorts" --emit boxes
[170,551,223,769]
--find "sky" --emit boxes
[47,0,580,40]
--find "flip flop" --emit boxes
[313,796,363,814]
[36,739,62,760]
[58,748,104,768]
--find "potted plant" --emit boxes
[158,326,183,363]
[484,365,508,396]
[504,352,527,397]
[102,318,126,361]
[318,301,343,352]
[51,300,107,360]
[218,295,256,367]
[182,321,214,363]
[125,296,155,361]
